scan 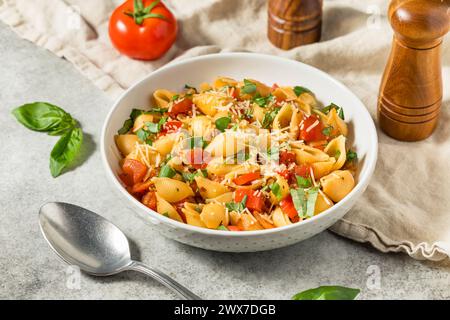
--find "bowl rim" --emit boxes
[101,52,378,237]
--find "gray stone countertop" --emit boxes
[1,22,449,300]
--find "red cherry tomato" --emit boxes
[234,189,265,212]
[185,148,211,170]
[142,191,157,210]
[280,195,300,221]
[169,98,193,118]
[279,151,296,166]
[233,172,261,186]
[109,0,177,60]
[159,120,182,136]
[294,164,311,178]
[130,180,152,194]
[122,159,148,184]
[300,115,326,143]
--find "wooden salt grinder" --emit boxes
[268,0,323,49]
[378,0,450,141]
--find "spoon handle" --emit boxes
[127,261,201,300]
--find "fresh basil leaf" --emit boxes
[217,225,228,231]
[296,175,312,188]
[294,86,311,97]
[162,212,170,218]
[226,195,248,213]
[147,107,168,114]
[338,107,345,120]
[253,94,274,108]
[12,102,76,135]
[215,117,231,132]
[171,94,180,101]
[130,109,145,121]
[118,119,133,135]
[182,170,207,183]
[49,128,83,177]
[136,128,150,142]
[322,103,345,120]
[242,79,257,94]
[270,183,283,201]
[159,164,176,178]
[262,108,280,129]
[322,126,333,136]
[290,188,306,217]
[305,187,319,218]
[292,286,360,300]
[347,150,358,161]
[184,84,197,92]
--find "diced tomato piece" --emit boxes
[169,98,192,117]
[159,121,183,136]
[172,200,187,223]
[119,173,134,187]
[279,151,296,166]
[300,114,326,143]
[234,188,265,212]
[227,225,241,231]
[231,87,240,100]
[280,195,301,221]
[277,169,291,181]
[233,172,261,186]
[131,180,152,194]
[122,159,148,184]
[185,148,211,170]
[142,191,157,211]
[294,164,311,178]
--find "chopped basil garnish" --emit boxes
[118,119,133,134]
[145,116,167,134]
[171,94,180,101]
[215,116,232,132]
[147,107,169,114]
[322,103,345,120]
[296,175,312,188]
[182,170,207,183]
[253,93,274,108]
[294,86,311,97]
[226,195,248,213]
[217,225,228,231]
[159,164,176,178]
[136,128,150,142]
[242,79,257,94]
[130,108,145,121]
[184,84,197,92]
[347,150,358,161]
[322,126,333,136]
[162,212,170,218]
[262,108,280,129]
[290,187,319,219]
[270,182,283,201]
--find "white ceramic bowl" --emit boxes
[101,53,378,252]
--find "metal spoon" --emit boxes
[39,202,201,300]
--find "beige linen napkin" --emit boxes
[1,0,449,261]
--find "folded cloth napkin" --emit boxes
[2,0,449,261]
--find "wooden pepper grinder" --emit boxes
[378,0,450,141]
[268,0,323,49]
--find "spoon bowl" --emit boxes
[39,202,200,299]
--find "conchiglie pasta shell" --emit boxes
[320,170,355,202]
[155,193,183,222]
[314,191,334,215]
[205,132,245,158]
[182,208,206,228]
[311,159,336,179]
[195,176,230,199]
[273,104,294,130]
[153,178,194,203]
[126,147,159,167]
[206,192,234,204]
[207,157,241,176]
[252,103,266,123]
[200,203,226,229]
[190,116,213,138]
[153,89,177,108]
[192,93,229,116]
[272,87,297,101]
[133,114,154,133]
[270,176,290,204]
[153,134,176,157]
[324,135,347,171]
[326,108,348,137]
[272,207,292,228]
[115,134,139,156]
[297,92,317,108]
[236,214,264,231]
[292,145,330,164]
[213,77,238,89]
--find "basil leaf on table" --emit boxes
[292,286,360,300]
[12,102,76,135]
[50,128,83,178]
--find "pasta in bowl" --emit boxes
[101,53,377,252]
[115,77,358,231]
